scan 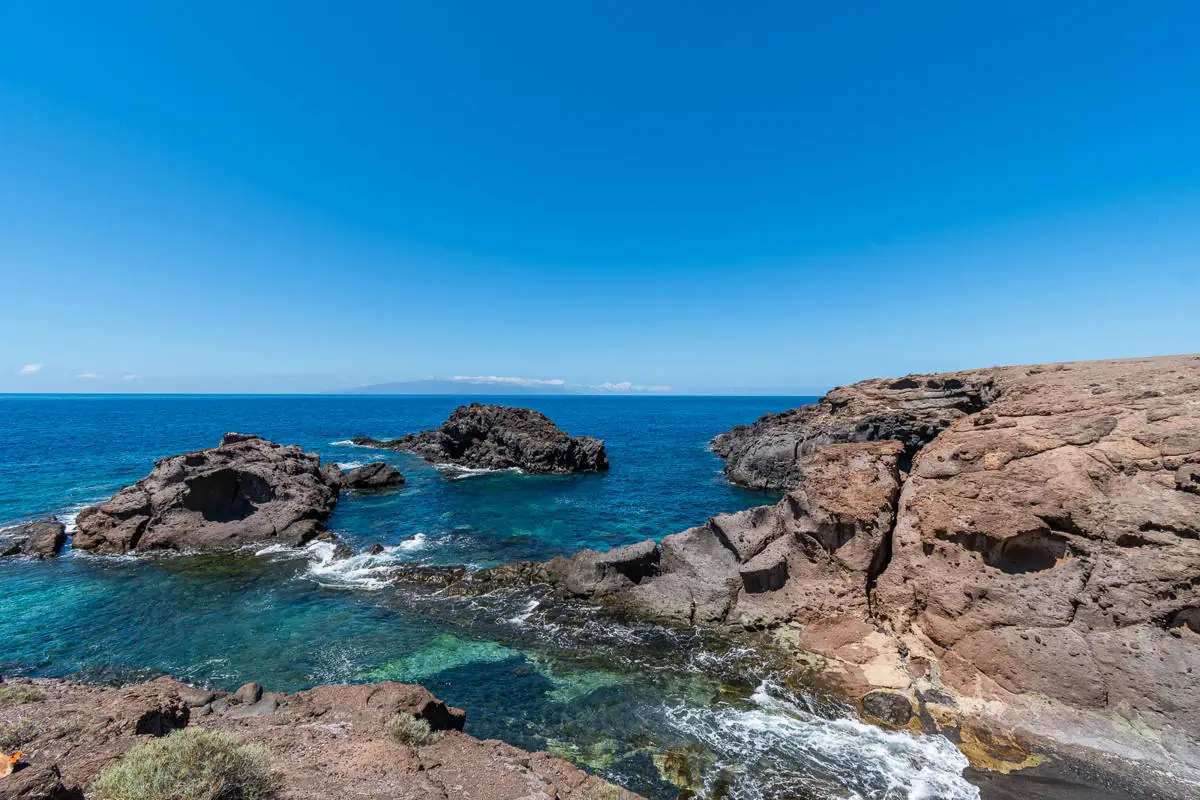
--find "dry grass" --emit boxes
[0,684,44,704]
[90,727,278,800]
[387,713,437,747]
[0,717,40,750]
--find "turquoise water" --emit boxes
[0,395,987,799]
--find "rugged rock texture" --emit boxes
[0,520,66,559]
[72,434,343,554]
[352,404,608,474]
[471,356,1200,784]
[468,440,903,628]
[341,461,406,491]
[0,676,638,800]
[712,372,997,489]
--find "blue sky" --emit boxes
[2,1,1198,394]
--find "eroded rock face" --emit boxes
[352,404,609,474]
[72,433,342,554]
[341,461,406,491]
[0,519,66,559]
[468,440,904,627]
[471,355,1200,780]
[712,372,997,489]
[0,677,637,800]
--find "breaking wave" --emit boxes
[663,681,978,800]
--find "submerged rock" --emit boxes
[0,677,639,800]
[0,518,66,559]
[341,460,406,491]
[352,403,609,474]
[72,433,342,554]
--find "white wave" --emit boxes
[66,549,140,563]
[507,599,540,626]
[397,533,428,551]
[329,439,375,447]
[436,463,523,480]
[298,541,412,591]
[56,504,91,534]
[336,460,366,470]
[663,681,978,800]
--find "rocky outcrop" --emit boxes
[0,520,66,559]
[712,371,997,489]
[340,461,406,491]
[352,404,609,474]
[72,433,343,554]
[0,677,637,800]
[468,440,904,627]
[468,355,1200,784]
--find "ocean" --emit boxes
[0,394,986,799]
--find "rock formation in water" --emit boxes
[340,461,406,491]
[0,519,66,559]
[463,355,1200,783]
[352,403,609,474]
[0,676,637,800]
[72,433,343,554]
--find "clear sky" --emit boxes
[2,2,1198,394]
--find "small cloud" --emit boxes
[120,373,142,381]
[18,363,43,375]
[451,375,567,387]
[77,372,104,379]
[593,381,672,393]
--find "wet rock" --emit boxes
[0,519,66,559]
[72,433,342,554]
[341,461,405,491]
[352,403,608,474]
[861,691,913,727]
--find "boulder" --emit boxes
[0,519,66,559]
[861,691,914,727]
[341,461,405,491]
[72,433,342,554]
[352,404,608,474]
[233,681,263,705]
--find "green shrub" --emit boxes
[387,713,436,746]
[0,684,44,704]
[0,717,40,750]
[89,727,278,800]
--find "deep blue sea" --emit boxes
[0,395,991,799]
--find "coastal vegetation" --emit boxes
[89,728,277,800]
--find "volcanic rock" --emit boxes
[0,519,66,559]
[0,677,638,800]
[352,403,608,474]
[711,372,996,490]
[72,433,342,554]
[467,355,1200,783]
[341,461,406,491]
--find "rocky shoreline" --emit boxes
[0,676,636,800]
[352,403,609,474]
[447,355,1200,791]
[3,357,1197,797]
